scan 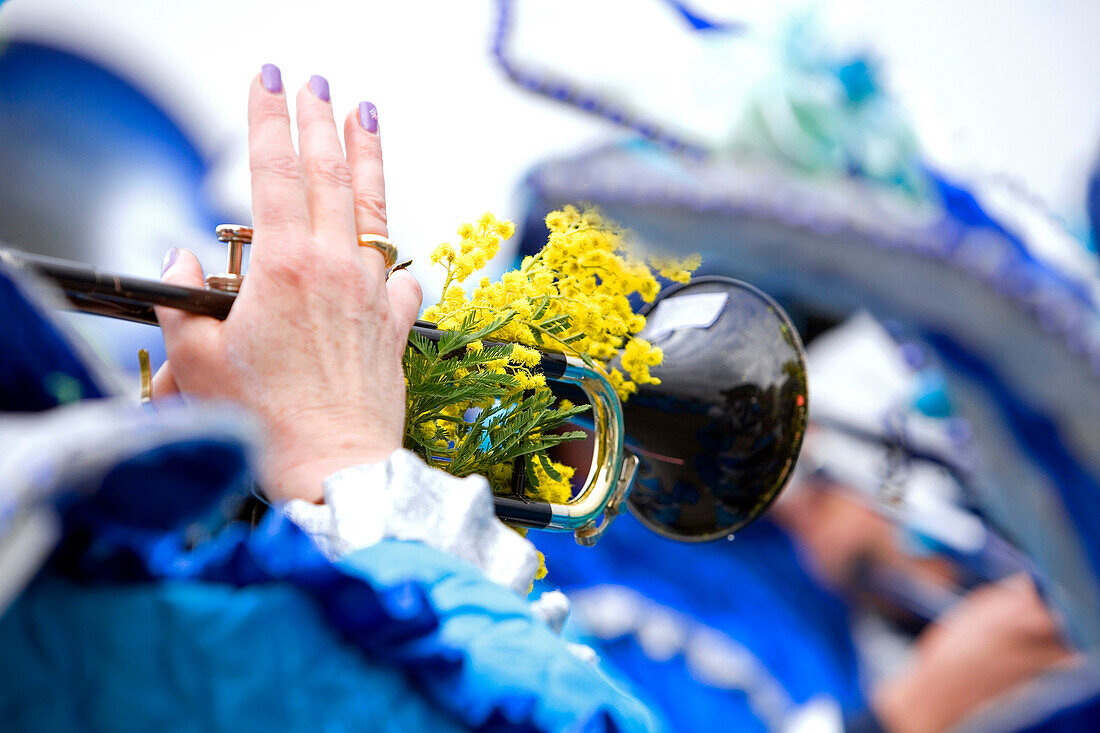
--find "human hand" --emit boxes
[153,66,421,503]
[874,574,1075,733]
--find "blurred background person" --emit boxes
[507,4,1100,730]
[536,311,1078,732]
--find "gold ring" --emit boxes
[356,234,398,268]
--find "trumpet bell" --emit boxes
[622,276,808,541]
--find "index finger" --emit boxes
[248,65,308,254]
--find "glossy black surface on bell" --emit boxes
[623,277,808,541]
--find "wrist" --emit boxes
[262,437,401,503]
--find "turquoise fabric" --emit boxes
[345,541,659,733]
[0,539,657,732]
[0,576,464,732]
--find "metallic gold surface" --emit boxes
[356,234,398,268]
[137,348,152,404]
[205,224,252,292]
[544,357,630,543]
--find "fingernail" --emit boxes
[358,101,378,133]
[261,63,282,93]
[309,74,330,102]
[162,247,179,275]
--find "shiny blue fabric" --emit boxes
[926,168,1093,308]
[30,501,656,731]
[536,513,865,733]
[0,42,212,211]
[0,575,467,732]
[54,512,450,669]
[52,414,254,534]
[924,331,1100,607]
[350,541,656,733]
[658,1,744,33]
[1,528,655,732]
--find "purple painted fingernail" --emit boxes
[309,74,330,102]
[261,64,282,93]
[358,101,378,133]
[162,247,179,275]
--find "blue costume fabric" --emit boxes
[1,534,656,732]
[535,511,865,733]
[1,575,467,732]
[0,257,110,411]
[0,259,657,732]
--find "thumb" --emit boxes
[154,247,220,370]
[150,361,180,400]
[386,268,422,340]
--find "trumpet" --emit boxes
[1,225,808,544]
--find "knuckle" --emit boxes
[1021,604,1056,637]
[339,277,370,306]
[352,134,383,160]
[252,101,290,128]
[250,151,300,182]
[304,155,353,189]
[352,189,388,222]
[254,208,303,232]
[325,251,359,280]
[394,270,423,308]
[371,301,394,329]
[263,248,313,285]
[329,260,373,300]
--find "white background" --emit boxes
[2,0,1099,303]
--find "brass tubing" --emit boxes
[1,246,632,541]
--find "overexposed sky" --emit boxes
[2,0,1099,304]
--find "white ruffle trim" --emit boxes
[284,449,540,595]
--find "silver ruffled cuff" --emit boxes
[284,449,540,595]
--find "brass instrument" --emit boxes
[1,227,808,544]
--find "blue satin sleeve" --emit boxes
[0,538,659,732]
[341,540,661,733]
[0,575,466,732]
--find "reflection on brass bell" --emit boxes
[620,276,809,541]
[205,225,252,292]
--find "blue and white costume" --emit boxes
[0,258,658,732]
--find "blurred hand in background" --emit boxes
[875,574,1075,733]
